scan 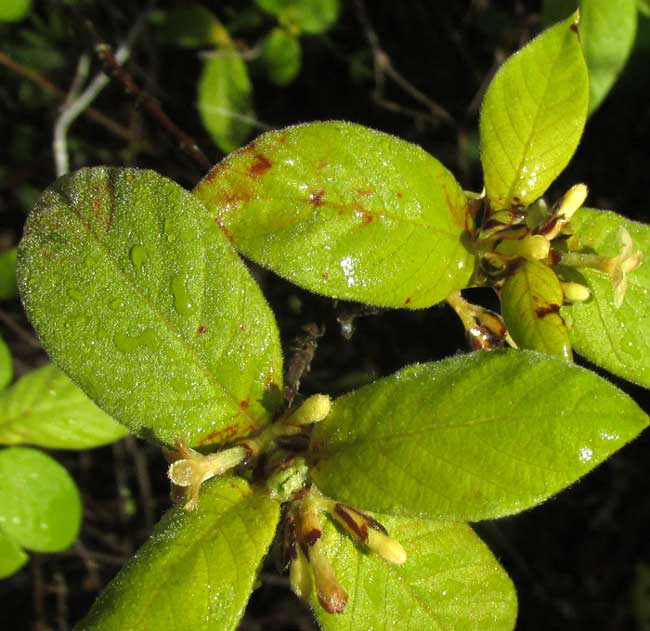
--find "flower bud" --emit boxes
[289,543,313,601]
[560,281,591,303]
[495,234,551,260]
[286,394,332,426]
[309,538,348,614]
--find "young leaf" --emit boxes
[561,208,650,387]
[0,0,31,22]
[0,527,28,578]
[0,364,128,449]
[501,260,572,360]
[194,122,475,309]
[256,0,339,34]
[0,336,12,391]
[199,52,254,154]
[157,5,228,49]
[479,12,589,210]
[312,515,517,631]
[309,350,648,521]
[18,168,283,447]
[0,447,81,552]
[0,247,18,300]
[75,477,280,631]
[579,0,637,113]
[261,28,302,86]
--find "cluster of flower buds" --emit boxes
[285,486,406,614]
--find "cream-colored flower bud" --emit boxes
[560,281,591,303]
[366,528,407,565]
[286,394,332,426]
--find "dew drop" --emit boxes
[163,218,176,243]
[130,244,148,273]
[620,331,642,360]
[109,297,125,311]
[114,329,157,353]
[171,274,196,316]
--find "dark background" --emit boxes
[1,1,650,629]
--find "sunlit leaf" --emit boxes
[501,260,572,359]
[261,28,302,86]
[18,168,283,447]
[0,364,128,449]
[194,122,474,308]
[199,52,254,154]
[561,208,650,387]
[0,248,18,300]
[0,527,28,578]
[256,0,339,34]
[0,0,31,22]
[309,350,648,521]
[75,477,280,631]
[480,12,588,210]
[312,514,517,631]
[0,447,81,551]
[0,336,12,391]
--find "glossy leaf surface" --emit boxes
[261,28,301,86]
[0,336,12,391]
[313,515,517,631]
[75,478,280,631]
[256,0,339,34]
[199,52,254,154]
[309,350,648,521]
[18,168,283,447]
[0,365,128,449]
[561,208,650,387]
[480,12,588,210]
[0,447,81,551]
[194,122,474,308]
[0,248,18,299]
[0,528,28,578]
[501,260,572,359]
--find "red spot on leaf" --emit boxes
[360,209,376,225]
[239,400,249,409]
[197,423,239,446]
[442,184,467,229]
[355,188,375,197]
[240,142,257,154]
[322,271,329,280]
[405,297,412,305]
[197,325,207,334]
[248,154,272,177]
[317,160,329,169]
[214,216,233,241]
[396,191,404,199]
[309,189,325,207]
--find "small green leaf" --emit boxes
[0,0,31,22]
[194,122,474,309]
[561,208,650,387]
[501,260,572,359]
[312,515,517,631]
[0,364,128,449]
[309,350,648,521]
[256,0,339,34]
[18,168,283,447]
[639,0,650,17]
[75,477,280,631]
[0,527,28,578]
[157,5,229,48]
[261,28,302,86]
[0,447,81,552]
[480,12,589,210]
[0,248,18,300]
[0,336,12,391]
[198,52,254,154]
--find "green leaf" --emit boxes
[312,515,517,631]
[309,350,648,521]
[198,53,254,154]
[0,248,18,300]
[261,28,302,86]
[157,5,229,48]
[0,527,28,579]
[256,0,339,34]
[640,0,650,17]
[0,0,31,22]
[0,447,81,552]
[194,122,475,309]
[75,477,280,631]
[501,260,572,359]
[0,336,12,391]
[479,12,589,210]
[561,208,650,387]
[18,168,283,447]
[0,364,128,449]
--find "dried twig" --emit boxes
[284,323,325,406]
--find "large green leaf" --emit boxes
[501,260,572,359]
[0,527,28,578]
[194,122,474,308]
[309,350,648,521]
[256,0,339,34]
[0,248,18,300]
[479,12,589,210]
[0,447,81,552]
[198,52,254,154]
[261,28,302,86]
[0,0,31,22]
[0,364,128,449]
[561,208,650,387]
[312,514,517,631]
[18,168,283,447]
[0,336,12,391]
[75,477,280,631]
